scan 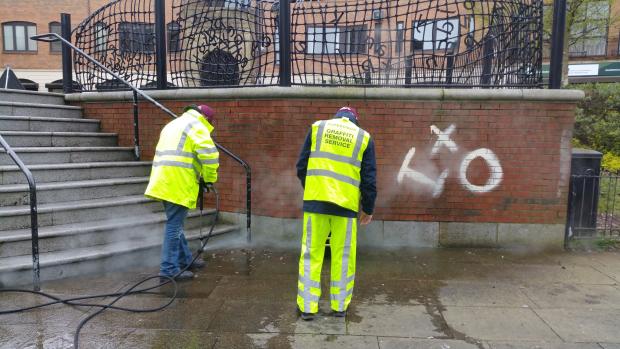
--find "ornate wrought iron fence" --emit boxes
[567,173,620,240]
[71,0,543,90]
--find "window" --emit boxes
[119,22,155,54]
[94,22,108,52]
[307,26,339,54]
[341,25,367,54]
[374,23,382,53]
[2,22,37,52]
[49,22,61,53]
[274,25,280,64]
[167,21,181,52]
[396,22,405,54]
[569,1,609,57]
[306,25,368,55]
[412,18,459,51]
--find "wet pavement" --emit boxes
[2,247,620,349]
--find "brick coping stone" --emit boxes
[65,86,585,103]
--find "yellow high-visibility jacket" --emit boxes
[303,117,370,212]
[145,109,219,208]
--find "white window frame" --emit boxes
[2,21,37,52]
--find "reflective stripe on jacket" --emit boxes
[303,117,370,212]
[144,109,219,208]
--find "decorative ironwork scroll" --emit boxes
[73,0,159,91]
[169,0,280,87]
[72,0,543,89]
[291,0,543,87]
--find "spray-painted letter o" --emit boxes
[459,148,503,193]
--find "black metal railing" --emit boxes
[32,31,252,243]
[0,136,40,291]
[69,0,544,90]
[567,172,620,240]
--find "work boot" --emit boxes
[183,257,206,271]
[159,270,194,283]
[297,307,316,321]
[332,310,346,318]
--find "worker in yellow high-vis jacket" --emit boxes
[145,104,219,281]
[295,106,377,320]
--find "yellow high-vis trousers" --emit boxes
[297,212,357,313]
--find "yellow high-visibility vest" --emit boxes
[145,109,219,209]
[303,117,370,212]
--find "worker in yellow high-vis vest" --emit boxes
[295,106,377,320]
[145,104,219,281]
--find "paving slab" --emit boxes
[208,300,298,333]
[0,293,90,327]
[212,332,293,349]
[75,297,224,331]
[378,337,489,349]
[352,278,441,305]
[209,275,295,301]
[521,283,620,309]
[534,308,620,342]
[118,329,217,349]
[0,324,134,349]
[346,303,441,338]
[483,264,617,285]
[438,281,535,307]
[442,307,561,342]
[601,344,620,349]
[487,342,602,349]
[289,334,380,349]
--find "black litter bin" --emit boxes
[567,148,603,238]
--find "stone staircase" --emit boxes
[0,89,241,287]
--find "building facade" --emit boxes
[0,0,113,91]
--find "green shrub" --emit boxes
[570,83,620,172]
[602,152,620,173]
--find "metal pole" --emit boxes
[61,13,73,94]
[132,91,141,160]
[549,0,567,89]
[481,35,494,86]
[246,169,252,243]
[278,0,291,86]
[155,0,168,89]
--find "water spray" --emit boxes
[0,184,220,349]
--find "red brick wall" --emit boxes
[78,98,576,224]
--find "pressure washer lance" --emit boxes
[0,183,220,349]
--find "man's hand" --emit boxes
[204,182,215,193]
[359,212,373,225]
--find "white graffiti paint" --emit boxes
[430,124,458,156]
[459,148,503,193]
[397,124,504,197]
[397,147,449,198]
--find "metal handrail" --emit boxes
[31,32,252,242]
[0,135,40,291]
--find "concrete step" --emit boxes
[0,131,117,147]
[0,177,149,206]
[0,116,100,132]
[0,161,152,185]
[0,146,135,165]
[0,223,242,287]
[0,101,82,119]
[0,195,161,230]
[0,89,65,105]
[0,209,218,258]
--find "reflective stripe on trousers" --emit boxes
[329,217,355,311]
[297,212,357,313]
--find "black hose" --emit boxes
[0,186,220,349]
